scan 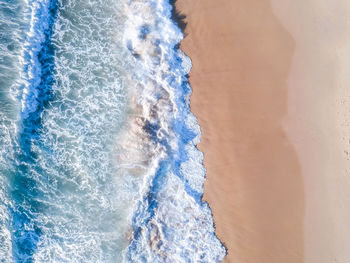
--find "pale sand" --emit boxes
[175,0,350,262]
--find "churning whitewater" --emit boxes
[0,0,225,262]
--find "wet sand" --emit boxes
[175,0,350,262]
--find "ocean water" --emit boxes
[0,0,226,262]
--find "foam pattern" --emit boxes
[123,1,226,262]
[0,0,226,261]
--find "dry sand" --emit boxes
[175,0,350,262]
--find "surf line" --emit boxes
[10,0,59,260]
[124,0,218,260]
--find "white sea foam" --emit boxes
[0,114,14,262]
[122,0,226,262]
[16,0,52,118]
[0,0,225,261]
[22,0,134,261]
[0,0,32,260]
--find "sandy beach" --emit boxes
[175,0,350,262]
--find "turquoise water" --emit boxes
[0,0,226,262]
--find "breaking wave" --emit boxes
[0,0,225,262]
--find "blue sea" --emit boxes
[0,0,226,261]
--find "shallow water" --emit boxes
[0,0,225,262]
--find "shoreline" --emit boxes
[175,0,350,262]
[170,1,228,258]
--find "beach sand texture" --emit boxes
[176,0,350,262]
